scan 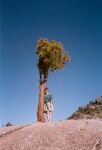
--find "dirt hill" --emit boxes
[68,96,102,120]
[0,119,102,150]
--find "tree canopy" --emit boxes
[36,38,71,82]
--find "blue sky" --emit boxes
[0,0,102,126]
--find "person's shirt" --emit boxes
[44,92,53,103]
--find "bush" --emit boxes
[5,122,13,127]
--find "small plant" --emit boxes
[5,122,13,127]
[77,106,83,112]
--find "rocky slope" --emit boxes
[0,119,102,150]
[68,96,102,120]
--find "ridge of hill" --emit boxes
[68,96,102,120]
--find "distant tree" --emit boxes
[77,106,83,112]
[36,38,71,122]
[89,100,94,105]
[5,122,13,127]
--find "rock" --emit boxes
[0,119,102,150]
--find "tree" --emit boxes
[5,122,13,127]
[36,38,71,122]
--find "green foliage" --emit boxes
[36,38,71,81]
[77,106,83,112]
[89,100,94,105]
[5,122,13,127]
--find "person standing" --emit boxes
[43,87,54,122]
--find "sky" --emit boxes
[0,0,102,126]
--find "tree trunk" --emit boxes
[37,80,46,122]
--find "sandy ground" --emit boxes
[0,119,102,150]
